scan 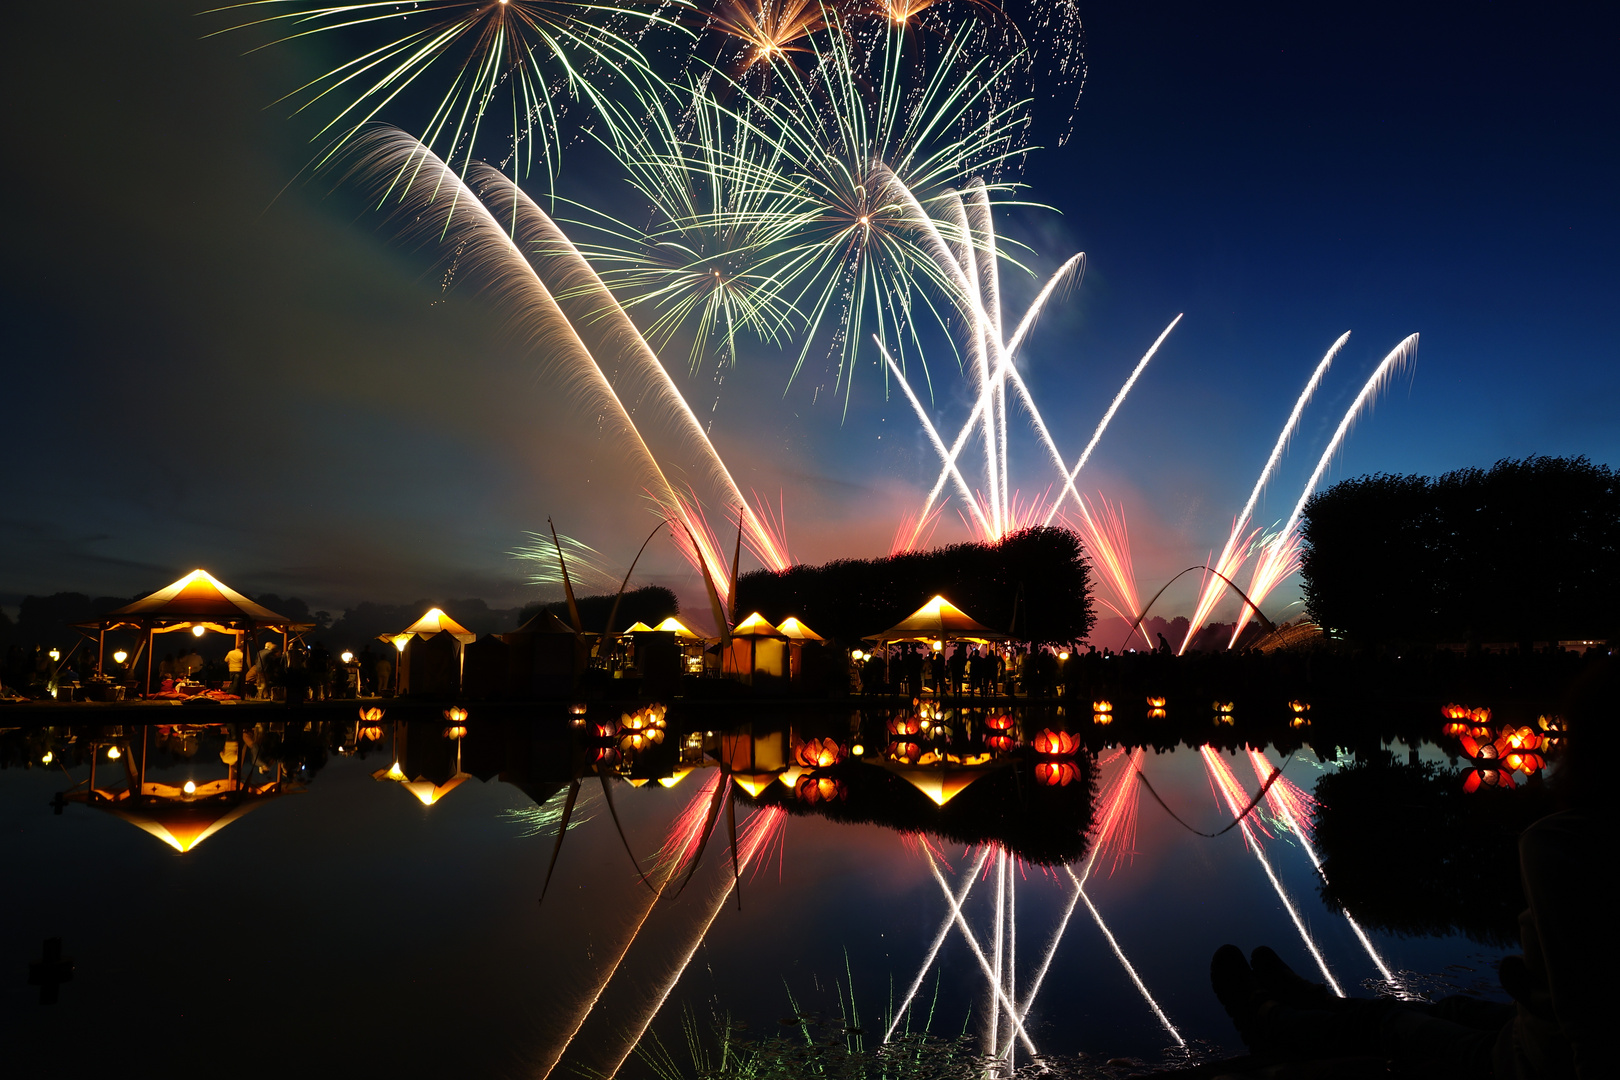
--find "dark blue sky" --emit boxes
[1,0,1614,624]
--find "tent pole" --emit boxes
[145,627,154,697]
[97,627,105,680]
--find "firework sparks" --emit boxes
[1180,333,1348,653]
[1231,333,1420,642]
[1202,746,1342,996]
[1062,495,1150,650]
[884,846,994,1042]
[511,530,624,594]
[1249,750,1400,989]
[205,0,682,185]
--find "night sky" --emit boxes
[3,1,1616,628]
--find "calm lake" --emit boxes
[0,704,1521,1078]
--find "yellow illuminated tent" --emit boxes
[382,607,477,650]
[725,612,787,684]
[866,595,1005,645]
[775,617,824,642]
[75,568,314,694]
[653,616,708,641]
[886,764,997,806]
[382,608,477,696]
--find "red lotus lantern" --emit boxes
[985,713,1014,731]
[794,737,844,769]
[1092,700,1113,714]
[887,741,922,763]
[1035,760,1081,787]
[1146,696,1167,708]
[1033,728,1082,756]
[986,734,1016,753]
[595,746,622,766]
[796,775,846,803]
[888,717,922,736]
[1441,703,1471,720]
[1463,767,1516,792]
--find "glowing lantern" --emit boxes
[360,725,384,742]
[794,737,844,769]
[192,625,206,638]
[1288,700,1310,714]
[595,746,622,766]
[443,706,469,724]
[1213,714,1235,726]
[1463,767,1517,792]
[1441,703,1471,720]
[1093,711,1113,726]
[1503,751,1545,774]
[1214,701,1235,714]
[1289,716,1311,729]
[359,707,385,723]
[1033,728,1082,756]
[986,734,1016,752]
[850,743,865,756]
[985,713,1014,731]
[569,703,588,729]
[886,741,922,763]
[1146,696,1167,708]
[1035,760,1081,787]
[1148,708,1167,719]
[796,775,846,804]
[888,717,922,736]
[182,780,196,795]
[113,650,128,665]
[106,746,122,760]
[1092,700,1113,714]
[41,751,53,765]
[443,725,468,740]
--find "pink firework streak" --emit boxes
[1248,749,1317,841]
[1061,496,1151,649]
[741,490,793,569]
[655,770,726,879]
[1178,523,1262,654]
[1089,748,1145,875]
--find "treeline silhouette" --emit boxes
[735,526,1094,645]
[518,585,679,634]
[1301,456,1619,646]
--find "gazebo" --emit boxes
[724,612,787,684]
[381,608,477,697]
[75,569,313,695]
[866,595,1006,645]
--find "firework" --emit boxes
[205,0,683,184]
[1062,495,1150,649]
[1201,746,1343,995]
[511,530,624,594]
[1179,333,1348,653]
[1229,334,1420,642]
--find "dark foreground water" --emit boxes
[0,704,1525,1079]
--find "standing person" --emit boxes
[375,652,393,698]
[255,641,277,700]
[357,644,377,695]
[225,639,245,698]
[947,645,967,697]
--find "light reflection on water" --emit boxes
[0,708,1517,1077]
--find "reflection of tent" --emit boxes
[866,596,1005,644]
[74,569,314,693]
[108,796,277,853]
[886,764,996,806]
[373,761,471,806]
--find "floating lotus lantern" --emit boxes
[1441,703,1471,720]
[1093,700,1113,714]
[1148,707,1168,719]
[359,706,385,723]
[886,741,923,764]
[1035,760,1081,787]
[1289,715,1311,729]
[794,736,844,769]
[985,713,1014,731]
[595,746,622,767]
[1147,696,1167,708]
[796,774,846,804]
[359,725,384,742]
[986,734,1016,753]
[444,706,469,723]
[569,702,588,728]
[888,716,922,737]
[1537,714,1566,747]
[1093,710,1113,726]
[1214,701,1235,714]
[1033,728,1082,756]
[1463,767,1516,792]
[1288,700,1310,715]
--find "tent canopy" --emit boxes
[653,616,707,641]
[80,569,312,633]
[775,616,824,642]
[624,621,655,633]
[512,609,582,636]
[732,612,785,639]
[384,607,476,647]
[866,595,1006,644]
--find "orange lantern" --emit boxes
[359,707,385,723]
[1441,703,1471,720]
[1470,707,1493,724]
[595,746,622,766]
[359,725,384,742]
[1035,760,1081,787]
[985,713,1014,731]
[1289,716,1311,729]
[794,737,844,769]
[442,725,468,739]
[986,734,1016,753]
[1288,700,1310,714]
[887,741,922,763]
[1093,712,1114,726]
[1033,728,1082,756]
[1092,700,1113,714]
[888,716,922,737]
[1146,696,1167,708]
[796,775,846,803]
[1147,708,1168,719]
[443,706,469,724]
[1462,767,1516,792]
[1214,701,1235,714]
